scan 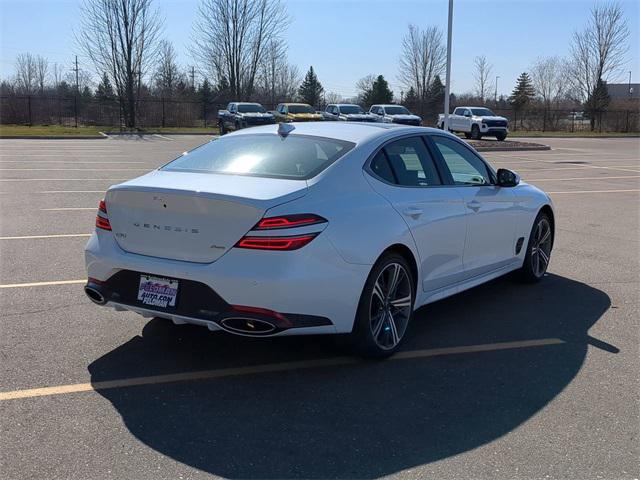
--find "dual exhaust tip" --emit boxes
[84,282,280,336]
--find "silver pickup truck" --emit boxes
[437,107,509,141]
[217,102,275,134]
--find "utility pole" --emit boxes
[629,71,633,98]
[494,75,499,105]
[72,55,79,128]
[191,66,196,90]
[400,90,404,103]
[443,0,453,131]
[74,55,79,94]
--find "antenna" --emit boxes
[278,123,295,137]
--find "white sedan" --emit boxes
[85,122,554,357]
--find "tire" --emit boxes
[519,212,553,283]
[218,121,226,135]
[471,124,481,140]
[496,132,507,141]
[350,252,415,358]
[464,132,472,139]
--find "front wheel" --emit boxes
[519,212,553,283]
[496,132,507,141]
[471,124,481,140]
[350,253,415,358]
[464,132,472,139]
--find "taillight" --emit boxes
[95,199,112,231]
[254,214,326,230]
[236,234,318,251]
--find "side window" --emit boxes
[382,137,441,187]
[453,107,461,115]
[432,136,492,186]
[370,150,396,184]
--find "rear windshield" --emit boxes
[288,104,315,114]
[238,104,265,113]
[162,134,355,179]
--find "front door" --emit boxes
[430,135,518,279]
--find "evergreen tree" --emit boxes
[95,73,115,101]
[426,75,445,111]
[362,75,393,105]
[199,79,213,104]
[509,72,535,111]
[404,86,418,105]
[298,66,324,107]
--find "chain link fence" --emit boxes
[1,95,638,132]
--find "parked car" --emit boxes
[217,102,275,134]
[85,122,555,357]
[369,104,422,126]
[273,103,324,122]
[437,107,509,141]
[323,104,378,122]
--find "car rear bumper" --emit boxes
[85,231,370,335]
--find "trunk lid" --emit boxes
[105,170,307,263]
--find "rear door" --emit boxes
[429,135,518,278]
[365,135,467,293]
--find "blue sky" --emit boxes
[1,0,638,97]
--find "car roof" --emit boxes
[281,103,312,106]
[232,102,262,105]
[335,103,361,107]
[228,121,442,144]
[373,104,407,108]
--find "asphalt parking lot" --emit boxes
[0,134,638,479]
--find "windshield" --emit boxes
[339,105,365,114]
[162,134,355,179]
[470,108,496,116]
[288,105,315,114]
[384,106,410,115]
[237,104,265,113]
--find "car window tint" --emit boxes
[432,136,491,186]
[370,150,396,183]
[163,134,354,179]
[383,137,441,187]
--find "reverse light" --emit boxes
[95,199,112,231]
[236,234,318,251]
[255,214,327,230]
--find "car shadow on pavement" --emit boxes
[88,273,612,479]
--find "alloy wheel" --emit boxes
[369,263,412,350]
[531,218,552,277]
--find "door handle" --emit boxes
[466,200,481,212]
[402,207,423,218]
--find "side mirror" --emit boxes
[497,168,520,187]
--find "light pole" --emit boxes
[443,0,453,130]
[629,71,632,98]
[494,76,500,105]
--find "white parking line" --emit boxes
[0,178,129,182]
[0,154,128,157]
[41,207,96,211]
[0,338,564,401]
[0,279,85,289]
[0,168,148,171]
[37,191,105,193]
[0,233,91,240]
[0,161,145,164]
[548,189,640,194]
[528,175,640,182]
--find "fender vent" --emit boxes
[515,237,525,254]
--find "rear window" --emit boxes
[162,134,355,179]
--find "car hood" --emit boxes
[474,115,507,122]
[240,112,273,118]
[342,114,376,120]
[388,114,421,121]
[289,113,323,120]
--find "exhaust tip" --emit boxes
[220,317,276,335]
[84,286,106,305]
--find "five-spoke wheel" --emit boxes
[520,211,554,282]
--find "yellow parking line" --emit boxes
[0,338,564,401]
[0,234,91,240]
[0,279,85,289]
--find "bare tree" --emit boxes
[568,1,630,128]
[15,53,37,94]
[77,0,163,127]
[398,24,446,104]
[154,40,181,97]
[531,56,566,130]
[192,0,289,99]
[51,62,64,90]
[473,55,493,103]
[356,74,376,104]
[34,56,49,93]
[324,91,343,105]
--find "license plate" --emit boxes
[137,275,179,308]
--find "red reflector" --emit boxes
[87,277,105,285]
[95,216,112,231]
[231,305,291,326]
[236,234,317,250]
[255,214,326,230]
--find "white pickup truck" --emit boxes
[437,106,509,141]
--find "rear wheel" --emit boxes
[471,124,481,140]
[218,121,226,135]
[519,212,553,283]
[464,132,472,139]
[351,253,415,358]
